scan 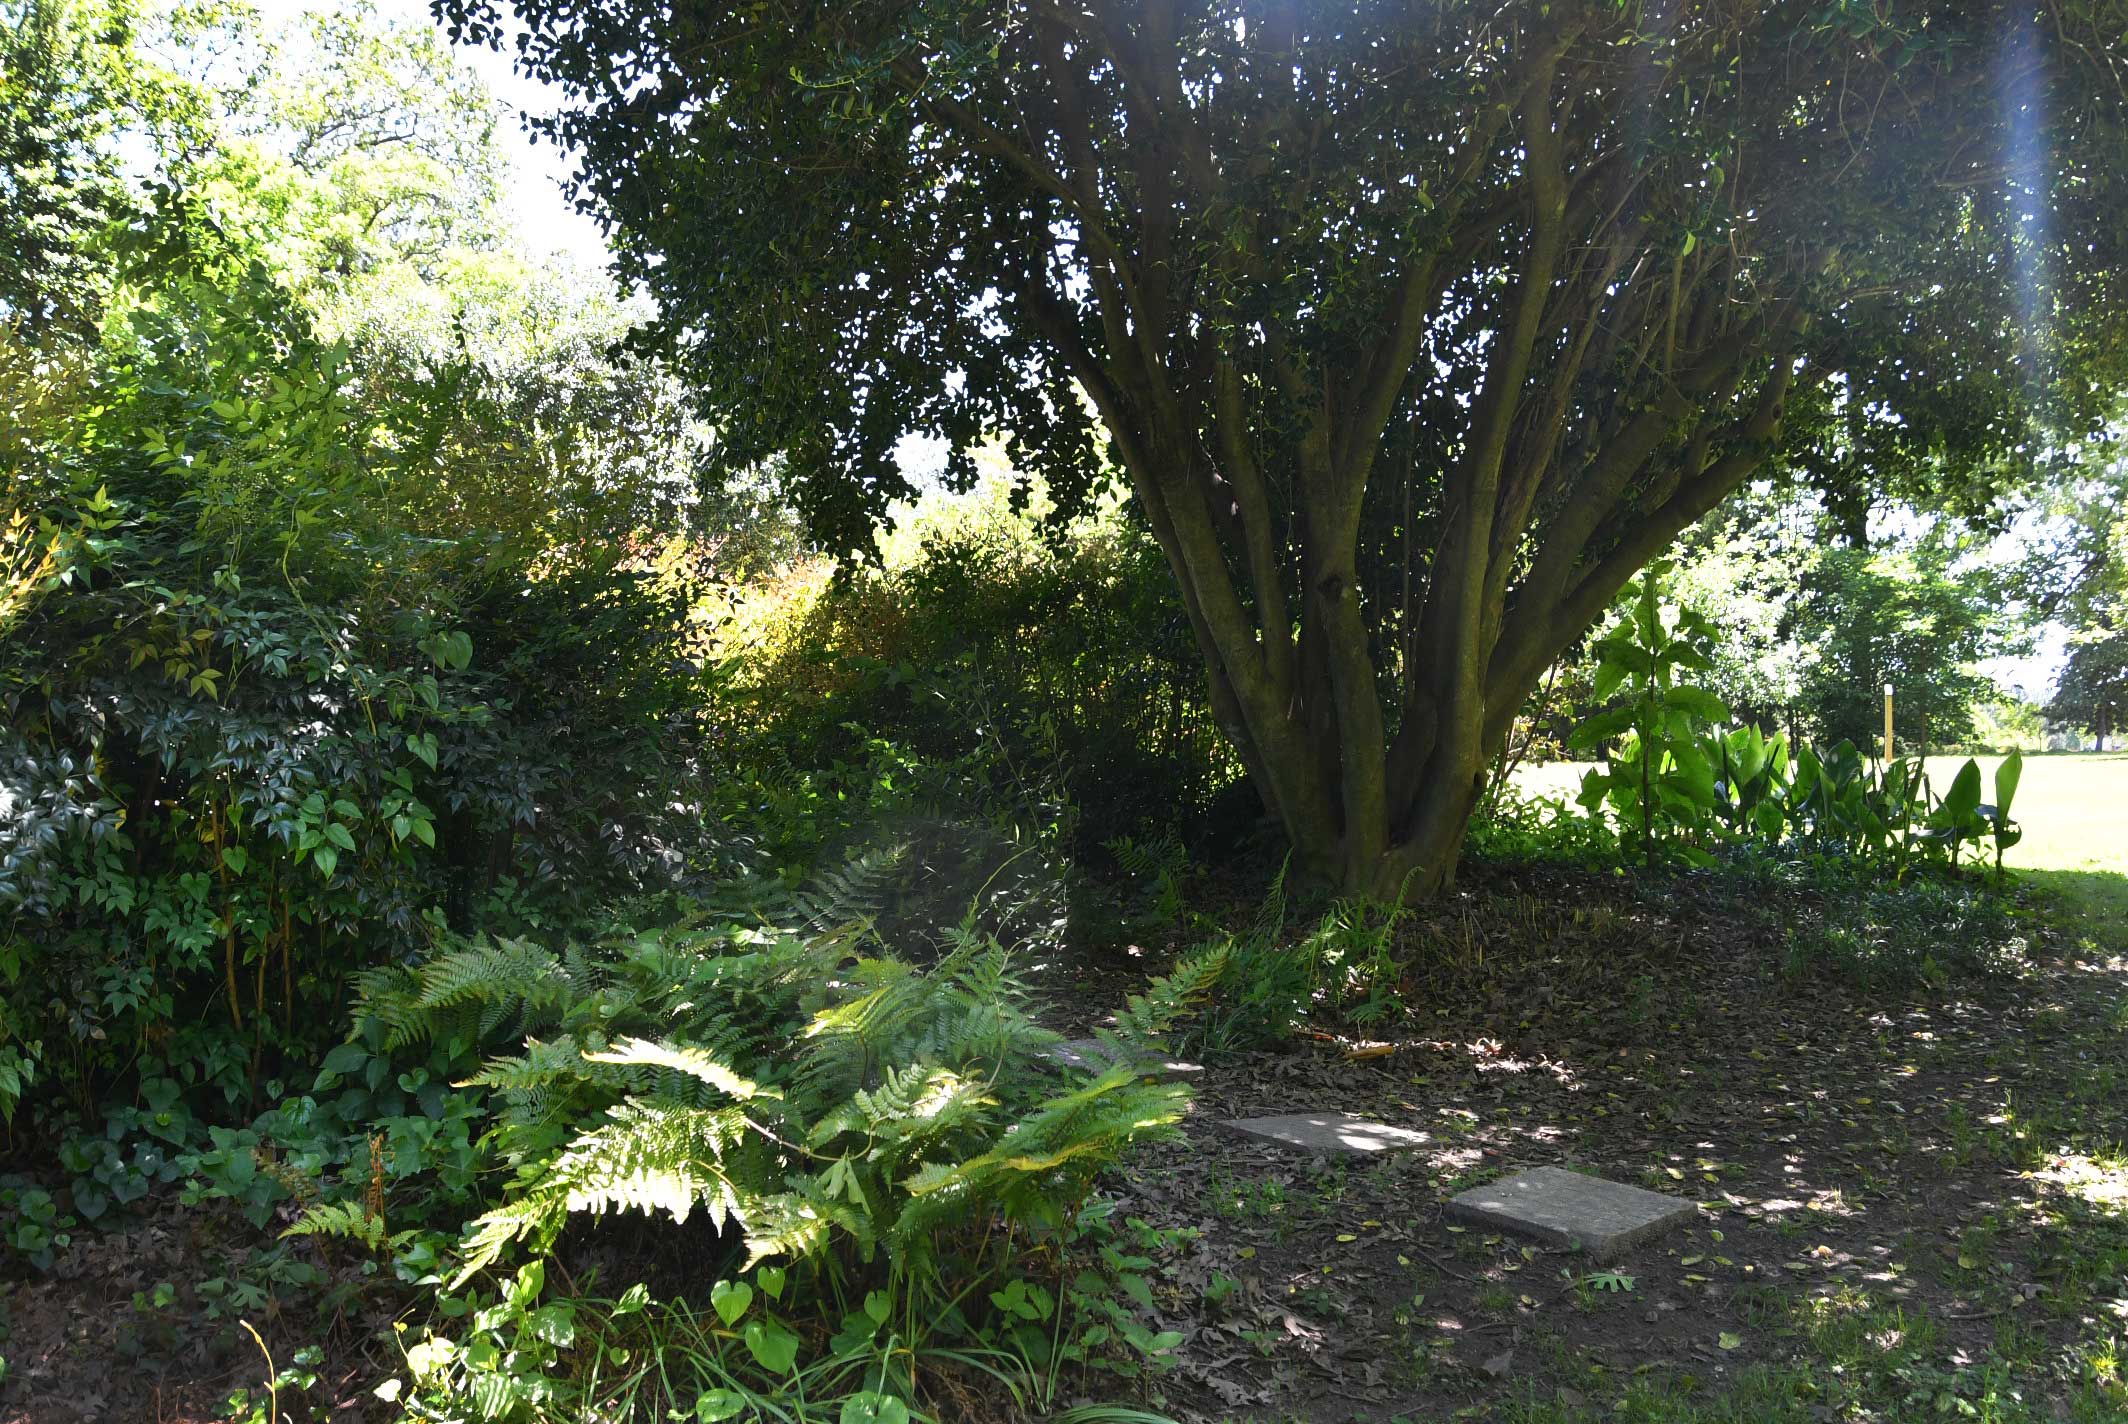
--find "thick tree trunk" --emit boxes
[1001,28,1816,907]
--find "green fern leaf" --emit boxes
[580,1037,775,1101]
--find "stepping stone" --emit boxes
[1043,1038,1203,1080]
[1219,1112,1429,1157]
[1445,1166,1694,1261]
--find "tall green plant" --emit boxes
[1565,576,2028,885]
[1571,565,1732,868]
[1705,723,1793,846]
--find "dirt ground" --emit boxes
[1084,868,2128,1422]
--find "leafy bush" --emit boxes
[719,480,1243,855]
[315,868,1223,1420]
[0,203,722,1131]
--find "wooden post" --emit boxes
[1883,683,1894,764]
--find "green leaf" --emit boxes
[528,1302,576,1347]
[1939,760,1983,822]
[1636,569,1663,637]
[695,1390,747,1422]
[313,845,338,879]
[1662,686,1730,723]
[839,1395,910,1424]
[1666,745,1718,807]
[1993,751,2023,821]
[710,1279,753,1326]
[220,847,249,874]
[742,1318,799,1374]
[756,1264,786,1300]
[1568,705,1636,750]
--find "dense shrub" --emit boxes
[249,866,1225,1421]
[0,212,716,1130]
[719,482,1245,856]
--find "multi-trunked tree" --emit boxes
[441,0,2128,896]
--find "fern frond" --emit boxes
[452,1099,755,1286]
[741,1188,872,1269]
[1250,858,1291,946]
[415,936,570,1014]
[789,842,908,932]
[581,1037,774,1101]
[460,1036,596,1097]
[1105,945,1229,1050]
[283,1199,387,1249]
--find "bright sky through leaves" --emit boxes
[323,0,606,267]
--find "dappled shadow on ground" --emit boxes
[1106,864,2128,1423]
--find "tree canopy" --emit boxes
[2036,431,2128,744]
[2,0,794,1114]
[440,0,2128,893]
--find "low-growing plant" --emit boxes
[1169,866,1440,1050]
[1464,787,1621,865]
[0,1180,75,1271]
[1785,878,2029,987]
[1175,867,1309,1054]
[1105,831,1193,935]
[333,863,1222,1420]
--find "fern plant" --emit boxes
[350,855,1205,1422]
[1105,831,1191,929]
